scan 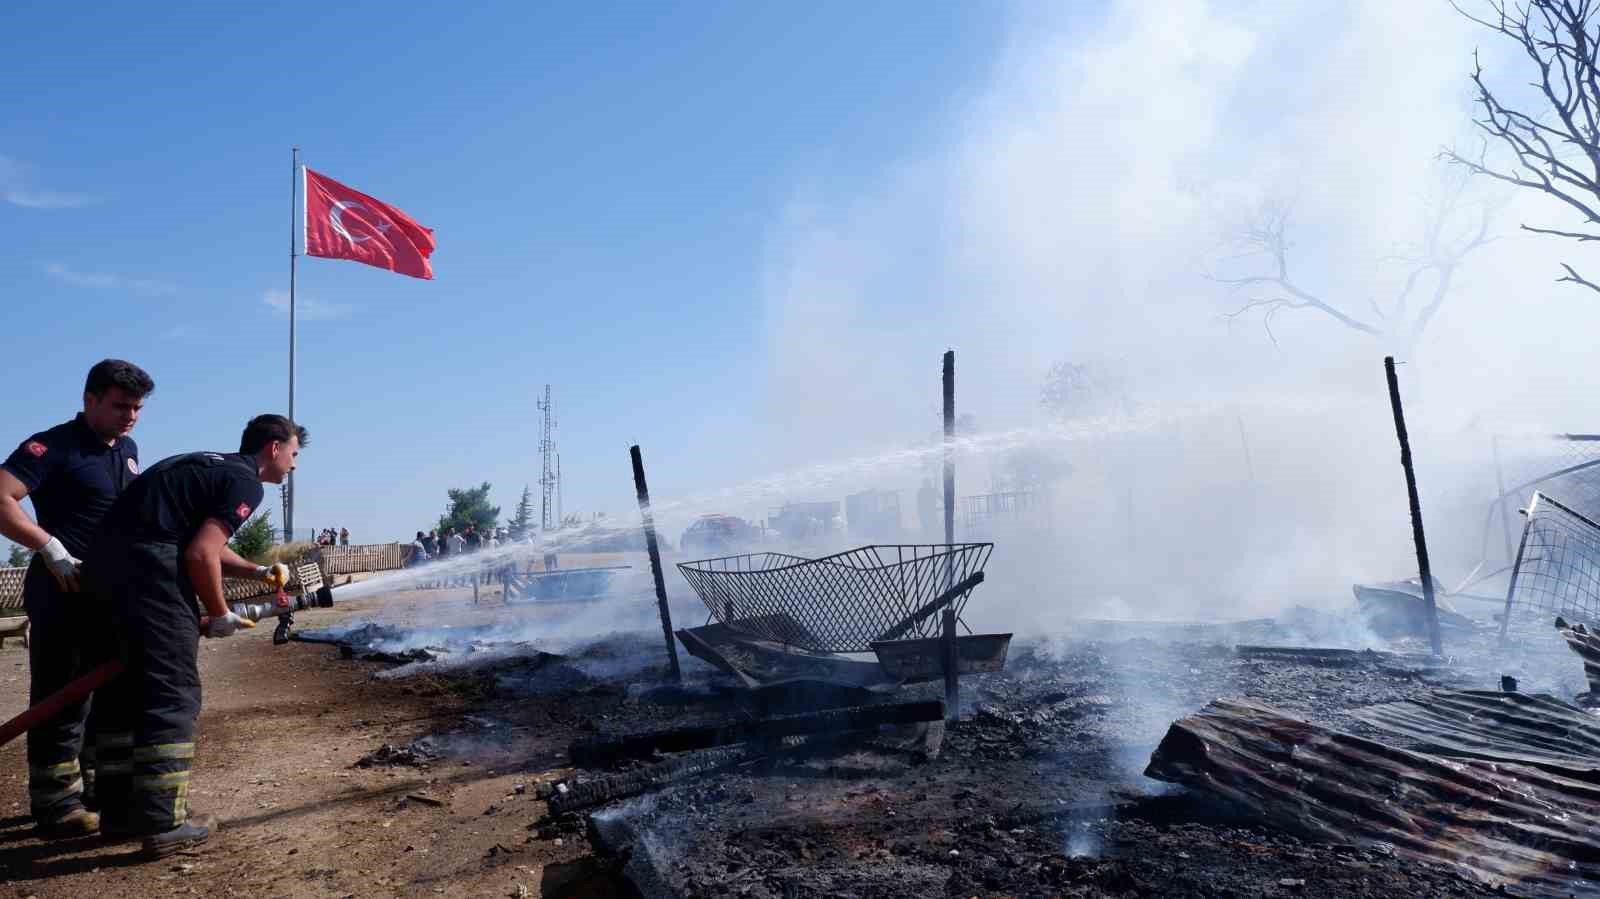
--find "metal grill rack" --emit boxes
[1501,492,1600,637]
[678,543,993,653]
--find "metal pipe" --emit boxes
[1492,435,1515,565]
[287,147,299,542]
[1500,493,1543,643]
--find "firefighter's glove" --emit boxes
[38,537,82,592]
[256,563,291,590]
[205,612,255,639]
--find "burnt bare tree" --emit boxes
[1212,165,1495,349]
[1040,359,1135,420]
[1445,0,1600,293]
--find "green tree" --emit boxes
[510,484,534,538]
[229,510,276,563]
[5,543,28,568]
[438,482,500,535]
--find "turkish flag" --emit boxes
[303,168,435,280]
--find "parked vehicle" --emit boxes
[681,514,761,556]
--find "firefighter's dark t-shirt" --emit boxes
[1,414,139,557]
[96,451,263,544]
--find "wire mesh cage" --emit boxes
[1494,435,1600,518]
[1501,492,1600,636]
[1487,435,1600,564]
[677,543,993,653]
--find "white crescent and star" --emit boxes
[329,200,394,245]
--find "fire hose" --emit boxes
[0,581,333,751]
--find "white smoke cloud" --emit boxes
[755,1,1600,625]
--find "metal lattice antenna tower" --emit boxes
[556,452,563,527]
[537,385,556,531]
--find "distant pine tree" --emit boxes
[230,510,277,563]
[511,484,534,538]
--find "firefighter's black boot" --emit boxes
[141,813,213,859]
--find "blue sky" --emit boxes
[12,1,1600,614]
[1,1,1031,542]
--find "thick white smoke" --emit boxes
[747,0,1600,629]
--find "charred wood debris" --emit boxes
[280,606,1600,899]
[292,497,1600,899]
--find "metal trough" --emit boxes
[505,565,629,603]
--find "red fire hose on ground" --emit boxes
[0,600,276,751]
[0,659,125,749]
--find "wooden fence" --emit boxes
[0,568,23,611]
[317,543,409,575]
[0,542,408,611]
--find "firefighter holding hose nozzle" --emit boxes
[83,414,304,858]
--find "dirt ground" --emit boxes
[0,584,588,899]
[0,579,1527,898]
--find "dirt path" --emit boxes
[0,586,587,899]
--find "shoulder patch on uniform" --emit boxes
[127,457,140,475]
[237,502,252,520]
[24,441,46,458]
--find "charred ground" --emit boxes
[0,585,1539,898]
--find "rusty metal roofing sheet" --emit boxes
[1352,689,1600,779]
[1145,698,1600,897]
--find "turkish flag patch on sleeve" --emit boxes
[237,503,252,520]
[25,441,46,457]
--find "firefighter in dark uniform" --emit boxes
[85,414,303,858]
[0,359,154,837]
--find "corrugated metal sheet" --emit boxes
[1353,690,1600,778]
[1145,698,1600,897]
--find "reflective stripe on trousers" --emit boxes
[23,559,104,818]
[84,540,202,835]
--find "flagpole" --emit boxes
[287,146,299,543]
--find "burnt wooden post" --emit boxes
[1385,356,1442,656]
[941,606,959,721]
[941,351,959,720]
[632,445,682,681]
[942,350,955,550]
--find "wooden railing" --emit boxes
[317,543,408,575]
[0,542,406,611]
[0,568,23,612]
